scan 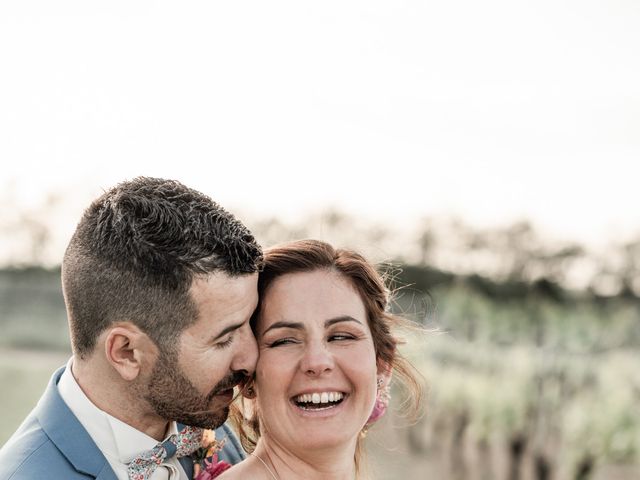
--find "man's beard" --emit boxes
[143,347,245,429]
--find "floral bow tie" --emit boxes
[127,426,203,480]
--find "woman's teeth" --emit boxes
[294,391,344,408]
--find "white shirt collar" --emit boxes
[107,412,180,464]
[58,358,187,479]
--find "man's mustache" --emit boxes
[209,371,249,399]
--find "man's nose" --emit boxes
[231,324,258,375]
[300,341,334,376]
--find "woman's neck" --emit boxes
[253,436,358,480]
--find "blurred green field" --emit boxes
[391,284,640,480]
[0,349,69,444]
[1,266,639,479]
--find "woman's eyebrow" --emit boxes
[262,321,304,334]
[325,316,363,327]
[262,316,363,335]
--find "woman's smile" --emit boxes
[290,390,348,415]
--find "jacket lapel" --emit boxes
[37,368,238,480]
[37,367,118,480]
[180,455,195,478]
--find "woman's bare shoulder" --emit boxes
[215,458,265,480]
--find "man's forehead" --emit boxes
[185,272,258,332]
[190,271,258,297]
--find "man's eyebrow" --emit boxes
[212,321,245,342]
[325,316,363,327]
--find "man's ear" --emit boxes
[104,324,154,381]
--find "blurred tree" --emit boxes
[618,239,640,298]
[0,190,60,267]
[503,221,539,282]
[536,244,584,286]
[417,218,436,266]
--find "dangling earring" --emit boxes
[366,376,391,426]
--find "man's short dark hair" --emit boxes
[62,177,263,358]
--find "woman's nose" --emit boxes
[300,342,335,376]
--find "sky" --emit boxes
[1,0,639,259]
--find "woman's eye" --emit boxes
[268,337,299,347]
[330,333,356,341]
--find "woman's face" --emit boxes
[253,269,379,452]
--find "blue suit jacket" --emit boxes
[0,366,245,479]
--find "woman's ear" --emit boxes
[367,360,393,426]
[104,324,152,381]
[376,360,392,388]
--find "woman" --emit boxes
[218,239,423,480]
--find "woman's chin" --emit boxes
[282,430,358,453]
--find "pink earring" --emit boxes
[366,377,391,425]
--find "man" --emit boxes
[0,177,263,479]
